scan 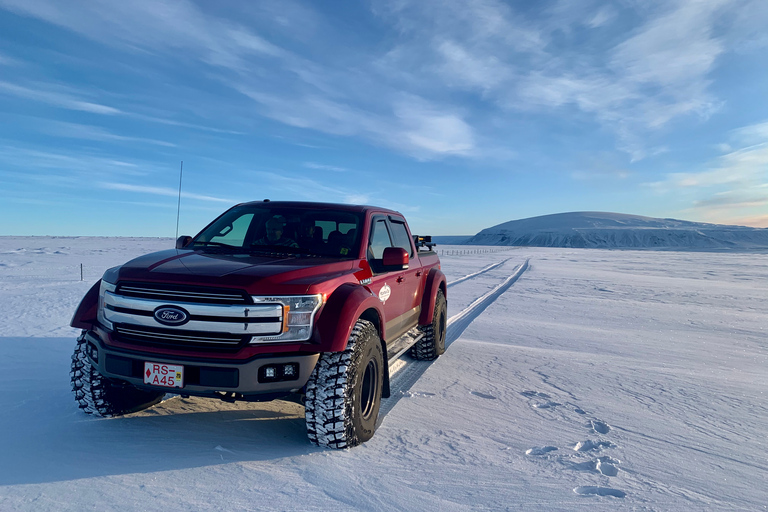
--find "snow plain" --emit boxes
[0,237,766,511]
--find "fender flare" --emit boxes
[418,267,447,326]
[71,280,101,329]
[315,283,386,353]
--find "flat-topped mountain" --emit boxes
[464,212,768,249]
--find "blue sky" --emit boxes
[0,0,766,237]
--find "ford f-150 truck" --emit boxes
[70,201,447,448]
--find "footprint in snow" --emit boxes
[573,486,626,498]
[590,420,611,434]
[406,391,436,397]
[573,440,614,452]
[571,456,620,477]
[520,391,559,408]
[526,446,558,456]
[532,400,560,409]
[520,391,551,399]
[596,458,620,477]
[471,391,497,400]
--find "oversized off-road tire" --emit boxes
[70,332,164,417]
[305,320,384,449]
[410,289,447,360]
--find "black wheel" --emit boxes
[410,289,447,360]
[305,319,384,448]
[70,332,164,417]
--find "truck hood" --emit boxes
[114,249,356,293]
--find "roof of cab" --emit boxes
[238,200,403,217]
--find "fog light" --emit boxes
[258,363,300,383]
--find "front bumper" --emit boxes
[84,331,319,398]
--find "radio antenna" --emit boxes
[175,160,183,239]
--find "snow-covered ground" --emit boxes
[1,237,766,511]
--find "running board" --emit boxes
[386,328,423,368]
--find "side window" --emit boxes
[389,219,413,257]
[368,219,392,259]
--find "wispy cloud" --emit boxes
[0,145,145,176]
[369,0,745,161]
[0,80,242,135]
[692,191,768,209]
[647,119,768,225]
[42,121,176,147]
[586,6,617,29]
[304,162,348,172]
[0,0,762,167]
[394,96,475,157]
[237,86,476,160]
[0,80,121,114]
[0,0,292,72]
[99,182,233,203]
[731,120,768,146]
[344,194,371,205]
[244,171,351,201]
[127,113,246,135]
[724,213,768,228]
[648,143,768,191]
[0,51,19,65]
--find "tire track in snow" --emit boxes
[444,260,528,348]
[447,257,513,288]
[378,259,529,422]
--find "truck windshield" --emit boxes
[191,205,363,258]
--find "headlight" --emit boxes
[97,280,117,330]
[250,294,323,343]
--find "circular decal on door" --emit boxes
[378,284,391,304]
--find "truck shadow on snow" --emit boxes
[0,337,326,486]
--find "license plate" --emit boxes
[144,362,184,388]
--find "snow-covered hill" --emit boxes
[464,212,768,249]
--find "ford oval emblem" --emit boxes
[153,306,190,326]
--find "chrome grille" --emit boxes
[116,282,250,304]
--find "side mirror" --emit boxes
[176,235,192,249]
[382,247,409,270]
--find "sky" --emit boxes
[0,0,767,237]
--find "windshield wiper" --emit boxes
[192,242,240,250]
[192,241,235,248]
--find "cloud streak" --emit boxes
[0,81,121,115]
[646,118,768,226]
[99,182,233,203]
[303,162,348,172]
[42,121,176,147]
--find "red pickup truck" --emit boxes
[70,201,447,448]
